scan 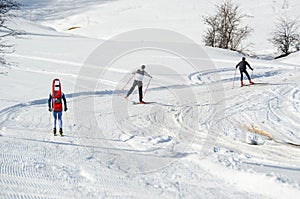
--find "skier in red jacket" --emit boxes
[48,78,67,136]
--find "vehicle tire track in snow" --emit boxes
[0,138,84,198]
[0,91,179,195]
[0,93,122,198]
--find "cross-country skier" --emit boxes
[125,65,152,104]
[48,78,67,136]
[236,57,254,87]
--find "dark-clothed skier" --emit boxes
[236,57,254,87]
[125,65,152,103]
[48,78,68,136]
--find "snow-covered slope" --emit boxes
[19,0,300,56]
[0,0,300,198]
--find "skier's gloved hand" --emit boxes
[48,108,52,112]
[64,107,68,112]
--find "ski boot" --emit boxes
[53,128,57,136]
[240,81,244,87]
[249,80,254,85]
[59,128,63,136]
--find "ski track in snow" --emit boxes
[187,64,300,187]
[0,77,211,197]
[1,0,300,196]
[1,59,300,197]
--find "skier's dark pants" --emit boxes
[127,80,143,102]
[138,86,143,102]
[240,70,251,81]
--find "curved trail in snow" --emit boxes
[1,58,300,197]
[188,65,300,179]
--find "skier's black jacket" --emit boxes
[236,60,253,71]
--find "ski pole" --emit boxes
[144,77,152,97]
[232,68,237,89]
[65,111,69,123]
[49,111,52,122]
[119,74,134,96]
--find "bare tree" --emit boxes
[269,17,300,57]
[203,0,252,51]
[0,0,20,65]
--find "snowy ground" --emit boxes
[0,0,300,198]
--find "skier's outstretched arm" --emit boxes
[48,94,52,111]
[62,93,68,111]
[246,61,253,70]
[144,71,152,78]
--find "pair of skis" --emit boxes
[124,96,151,105]
[132,101,150,105]
[232,68,256,88]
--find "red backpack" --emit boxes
[52,78,62,112]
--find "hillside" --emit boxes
[0,0,300,198]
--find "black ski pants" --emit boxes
[240,70,251,81]
[127,80,143,102]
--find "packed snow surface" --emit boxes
[0,0,300,198]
